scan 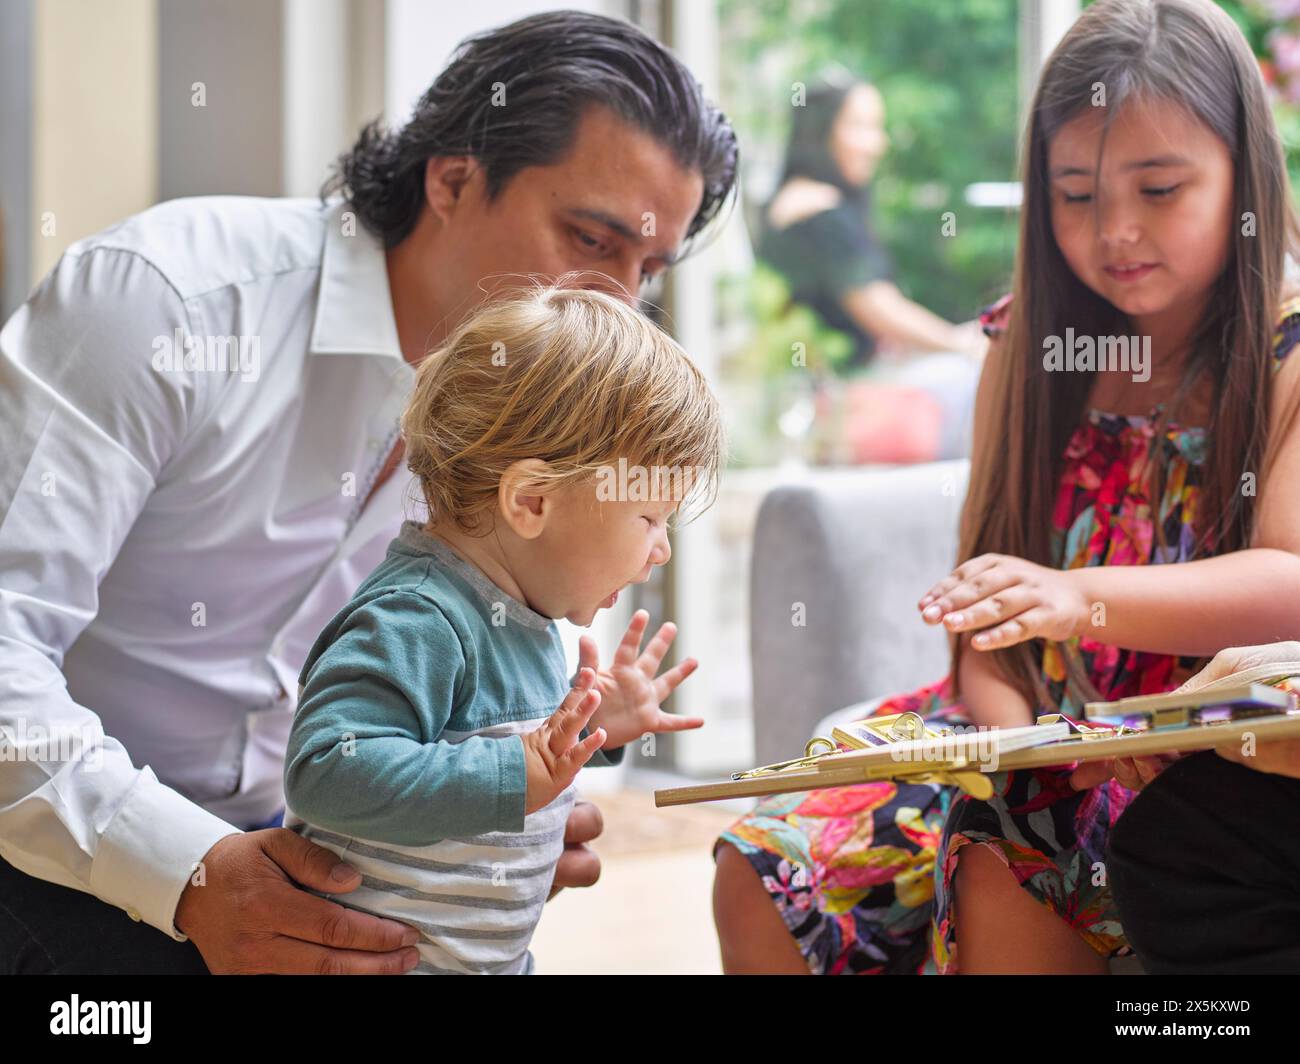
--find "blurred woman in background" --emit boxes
[757,72,985,461]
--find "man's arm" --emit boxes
[0,246,239,941]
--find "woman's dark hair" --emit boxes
[777,70,869,197]
[321,9,739,250]
[955,0,1300,710]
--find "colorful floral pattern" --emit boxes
[717,297,1300,974]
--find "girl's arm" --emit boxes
[1067,550,1300,657]
[957,633,1035,727]
[932,342,1300,658]
[950,326,1035,725]
[1068,347,1300,656]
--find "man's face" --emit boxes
[427,104,706,320]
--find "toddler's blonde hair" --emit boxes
[401,281,724,536]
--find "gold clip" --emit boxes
[905,758,995,800]
[732,736,838,780]
[888,711,928,741]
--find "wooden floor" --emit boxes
[529,789,738,974]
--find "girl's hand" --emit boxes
[918,553,1091,650]
[577,610,704,751]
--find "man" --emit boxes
[1107,642,1300,974]
[0,10,737,974]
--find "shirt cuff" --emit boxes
[88,767,243,942]
[498,734,527,833]
[580,728,626,767]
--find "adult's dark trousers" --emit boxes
[1108,751,1300,974]
[0,807,283,974]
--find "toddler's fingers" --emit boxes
[570,665,596,694]
[548,689,601,756]
[653,658,698,701]
[577,636,600,674]
[553,667,595,715]
[614,610,651,666]
[1112,758,1141,790]
[648,713,705,733]
[560,727,606,774]
[638,622,678,670]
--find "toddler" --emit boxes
[283,284,723,974]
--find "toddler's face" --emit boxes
[1047,96,1234,328]
[514,475,676,628]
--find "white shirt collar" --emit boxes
[309,198,404,360]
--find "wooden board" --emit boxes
[654,713,1300,807]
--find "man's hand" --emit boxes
[548,799,604,901]
[174,830,422,974]
[1070,640,1300,789]
[1198,642,1300,779]
[576,609,704,749]
[1216,735,1300,778]
[1177,641,1300,694]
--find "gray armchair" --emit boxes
[749,460,968,766]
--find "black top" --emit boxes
[756,201,894,367]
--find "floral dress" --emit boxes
[716,296,1300,974]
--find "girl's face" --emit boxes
[1048,96,1235,328]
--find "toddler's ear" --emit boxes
[498,458,554,540]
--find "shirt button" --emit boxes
[126,907,141,922]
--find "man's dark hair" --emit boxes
[321,9,739,250]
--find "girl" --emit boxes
[714,0,1300,975]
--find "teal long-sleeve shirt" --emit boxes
[283,519,622,846]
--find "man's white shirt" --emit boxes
[0,195,420,941]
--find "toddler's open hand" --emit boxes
[577,609,704,750]
[522,667,606,814]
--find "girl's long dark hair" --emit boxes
[956,0,1300,708]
